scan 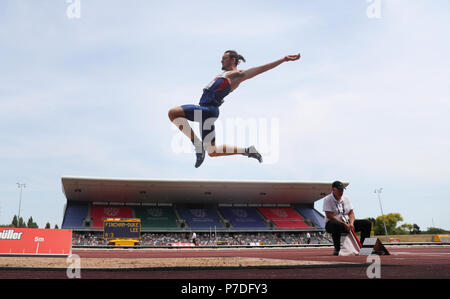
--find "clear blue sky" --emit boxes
[1,0,449,230]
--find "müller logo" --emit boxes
[0,229,24,240]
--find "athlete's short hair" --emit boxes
[225,50,246,66]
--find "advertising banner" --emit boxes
[170,242,195,247]
[0,228,72,256]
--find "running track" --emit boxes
[1,246,449,279]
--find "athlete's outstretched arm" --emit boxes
[237,53,300,81]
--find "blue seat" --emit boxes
[295,206,325,229]
[218,207,267,229]
[62,204,89,228]
[176,205,223,229]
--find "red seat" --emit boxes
[258,208,313,229]
[90,205,133,228]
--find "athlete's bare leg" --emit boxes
[205,142,244,157]
[169,106,206,167]
[206,142,262,162]
[168,106,263,165]
[168,106,201,146]
[168,107,245,156]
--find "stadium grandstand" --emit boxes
[61,176,337,246]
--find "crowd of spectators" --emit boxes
[72,231,332,246]
[72,232,108,246]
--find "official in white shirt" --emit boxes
[322,181,372,255]
[191,232,198,245]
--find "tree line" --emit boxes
[1,215,59,229]
[368,213,449,235]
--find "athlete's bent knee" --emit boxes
[168,108,176,121]
[168,107,182,122]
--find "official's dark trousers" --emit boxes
[325,219,372,251]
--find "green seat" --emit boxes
[134,206,178,230]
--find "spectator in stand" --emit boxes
[71,231,334,247]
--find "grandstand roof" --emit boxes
[61,176,349,205]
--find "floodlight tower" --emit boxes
[374,188,389,242]
[17,183,26,223]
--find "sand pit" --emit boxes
[0,256,344,269]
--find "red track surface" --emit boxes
[1,246,449,279]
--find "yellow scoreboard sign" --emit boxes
[103,218,141,240]
[432,235,450,242]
